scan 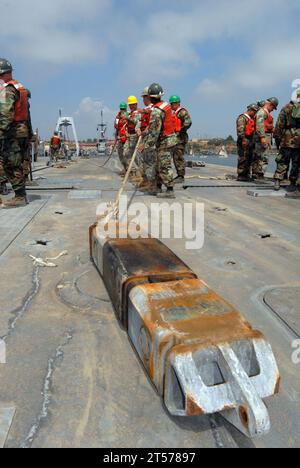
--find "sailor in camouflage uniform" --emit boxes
[253,97,279,179]
[273,89,300,194]
[236,103,259,181]
[20,89,34,184]
[114,102,128,175]
[123,95,142,182]
[0,58,28,207]
[169,95,192,184]
[136,87,155,190]
[140,83,177,198]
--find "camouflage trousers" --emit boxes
[117,141,126,170]
[19,138,31,179]
[0,138,26,195]
[237,140,254,178]
[172,143,186,178]
[50,147,60,162]
[157,145,174,188]
[274,148,300,184]
[141,148,157,183]
[124,135,139,172]
[253,136,271,178]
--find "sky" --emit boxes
[1,0,300,140]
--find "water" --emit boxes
[185,154,277,174]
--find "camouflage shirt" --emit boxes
[236,114,251,139]
[176,108,192,144]
[255,108,273,138]
[127,109,141,133]
[177,108,192,132]
[0,84,18,138]
[143,107,177,150]
[0,84,29,139]
[273,102,300,149]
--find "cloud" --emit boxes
[124,0,290,82]
[4,0,299,138]
[197,38,300,103]
[74,97,117,139]
[0,0,110,64]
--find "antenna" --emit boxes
[97,109,107,142]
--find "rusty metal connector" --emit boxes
[128,279,280,438]
[90,225,196,327]
[89,225,280,438]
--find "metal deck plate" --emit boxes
[0,197,49,257]
[264,287,300,335]
[0,405,15,448]
[247,190,287,198]
[68,190,102,199]
[183,180,273,188]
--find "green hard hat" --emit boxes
[119,101,127,110]
[257,100,265,108]
[0,58,13,75]
[169,95,181,104]
[267,97,279,109]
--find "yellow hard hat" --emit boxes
[128,95,138,105]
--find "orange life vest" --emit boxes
[127,109,141,135]
[115,112,128,143]
[154,101,175,137]
[4,80,29,122]
[243,113,255,137]
[51,136,61,147]
[115,112,124,131]
[264,109,274,134]
[173,107,187,133]
[141,104,153,132]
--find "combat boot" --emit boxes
[2,195,28,209]
[0,183,9,206]
[286,185,300,198]
[237,176,250,182]
[26,180,39,187]
[138,181,152,192]
[274,179,281,191]
[173,176,185,185]
[156,188,176,199]
[142,183,162,196]
[286,183,297,193]
[131,171,143,185]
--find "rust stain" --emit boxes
[89,223,97,259]
[274,374,281,395]
[133,279,264,351]
[239,405,250,428]
[222,404,236,412]
[186,395,205,416]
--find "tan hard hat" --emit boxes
[141,87,149,97]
